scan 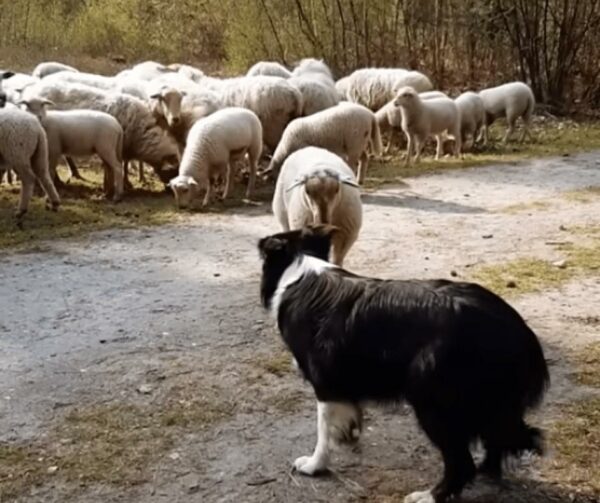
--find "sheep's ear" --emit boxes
[16,100,30,108]
[188,178,198,186]
[1,71,15,79]
[42,99,55,108]
[180,91,187,97]
[149,93,162,100]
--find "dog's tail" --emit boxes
[511,420,545,456]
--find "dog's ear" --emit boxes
[299,225,338,261]
[258,236,286,258]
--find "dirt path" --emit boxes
[1,152,599,502]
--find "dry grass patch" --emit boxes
[563,186,600,203]
[546,397,600,495]
[251,349,293,378]
[571,343,600,388]
[499,200,553,214]
[471,227,600,297]
[0,385,234,500]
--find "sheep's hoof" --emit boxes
[45,200,60,212]
[112,195,124,204]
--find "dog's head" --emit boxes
[258,225,339,265]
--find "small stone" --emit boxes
[213,273,221,277]
[450,270,458,277]
[47,466,58,474]
[553,259,567,269]
[559,225,567,231]
[482,234,494,239]
[137,384,153,395]
[506,280,518,289]
[169,452,180,461]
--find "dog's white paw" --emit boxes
[293,455,327,475]
[404,490,435,503]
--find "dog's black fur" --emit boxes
[259,225,549,502]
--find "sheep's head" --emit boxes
[168,175,198,209]
[150,86,184,128]
[393,86,418,107]
[18,97,54,120]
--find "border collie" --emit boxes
[258,225,549,503]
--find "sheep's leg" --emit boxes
[15,165,36,224]
[65,156,85,181]
[99,149,125,202]
[435,135,444,160]
[404,133,413,165]
[357,151,369,184]
[122,161,133,192]
[34,158,61,210]
[478,125,488,146]
[221,164,232,201]
[202,179,212,207]
[518,118,532,142]
[246,158,257,200]
[453,126,463,157]
[502,119,516,144]
[102,162,114,200]
[413,137,425,164]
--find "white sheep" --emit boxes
[44,71,117,91]
[393,86,461,164]
[334,76,351,100]
[169,107,262,208]
[345,68,433,111]
[0,107,60,222]
[478,81,535,143]
[167,64,206,83]
[216,76,303,151]
[19,97,125,201]
[289,77,339,116]
[247,61,292,79]
[22,81,180,185]
[0,72,39,104]
[291,58,335,87]
[272,146,362,266]
[268,102,382,183]
[454,91,486,150]
[376,91,448,152]
[32,62,78,79]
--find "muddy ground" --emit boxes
[1,152,599,502]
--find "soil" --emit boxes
[1,151,599,503]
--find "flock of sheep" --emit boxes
[0,58,536,228]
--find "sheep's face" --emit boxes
[18,97,53,120]
[150,88,184,128]
[169,175,198,209]
[393,87,418,107]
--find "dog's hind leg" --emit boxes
[294,401,362,476]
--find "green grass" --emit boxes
[471,226,600,297]
[364,121,600,189]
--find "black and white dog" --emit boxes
[258,225,549,503]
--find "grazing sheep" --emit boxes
[247,61,292,79]
[23,82,180,184]
[393,86,461,164]
[217,76,303,151]
[345,68,433,111]
[455,91,486,150]
[478,82,535,144]
[272,147,362,266]
[268,103,382,183]
[20,97,125,201]
[169,107,262,208]
[376,91,448,152]
[32,62,78,79]
[0,107,60,222]
[289,77,339,116]
[291,58,335,87]
[45,70,117,91]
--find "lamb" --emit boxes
[393,86,461,164]
[376,91,448,152]
[454,91,486,150]
[247,61,292,79]
[19,97,125,201]
[216,76,303,151]
[478,81,535,143]
[169,107,262,209]
[22,81,180,184]
[268,102,382,183]
[272,146,362,266]
[345,68,433,111]
[289,77,339,116]
[0,107,60,223]
[32,62,78,79]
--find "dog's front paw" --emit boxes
[404,490,435,503]
[293,455,327,476]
